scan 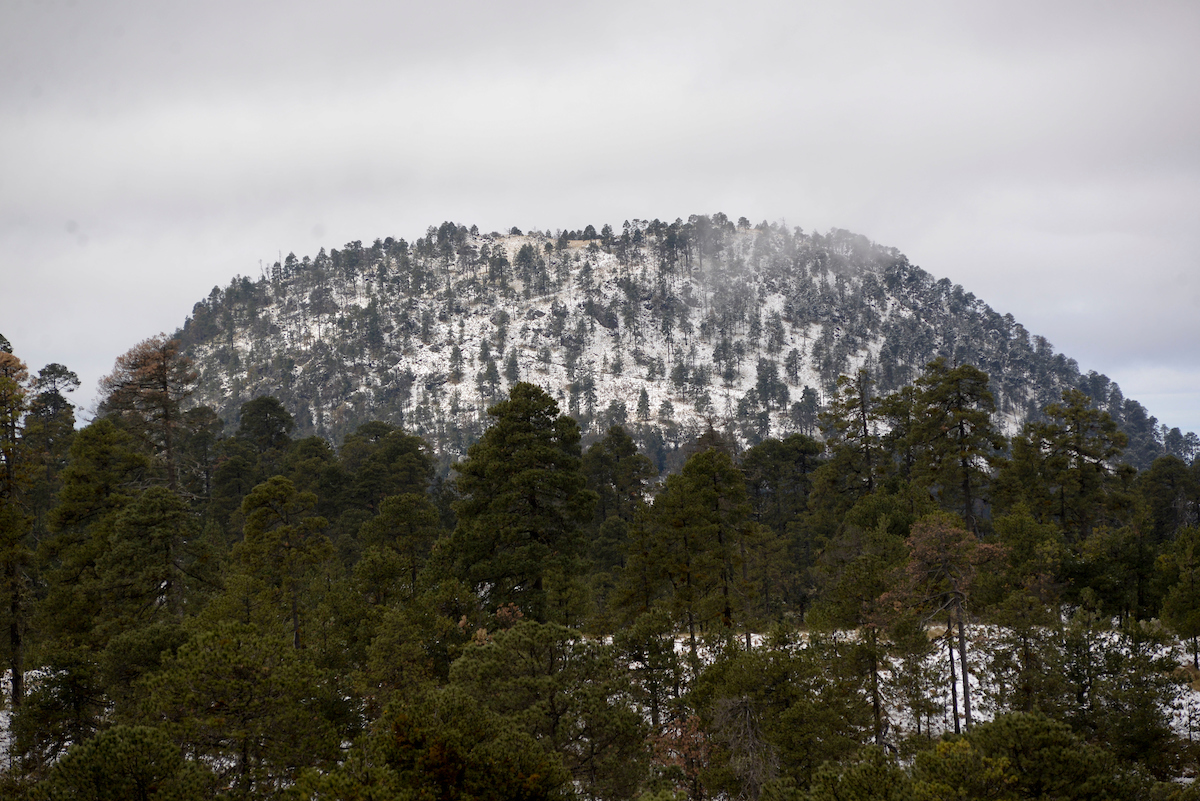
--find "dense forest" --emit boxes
[177,216,1199,474]
[1,329,1200,800]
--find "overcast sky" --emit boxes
[3,0,1198,435]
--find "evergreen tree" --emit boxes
[1136,455,1199,544]
[977,504,1068,717]
[910,712,1153,800]
[637,387,651,421]
[504,350,520,384]
[809,516,909,746]
[39,419,150,651]
[450,621,648,799]
[98,335,198,492]
[358,492,441,599]
[613,608,681,732]
[910,359,1005,533]
[140,622,340,799]
[997,388,1129,542]
[22,362,80,536]
[648,448,760,657]
[875,383,922,482]
[740,434,822,615]
[583,427,656,533]
[1055,613,1186,780]
[340,424,434,514]
[370,684,571,801]
[689,635,873,797]
[806,747,913,801]
[447,383,596,623]
[889,513,1003,734]
[97,487,202,625]
[21,421,154,764]
[237,395,294,455]
[218,476,333,650]
[176,405,222,506]
[0,350,32,708]
[754,359,788,413]
[581,426,655,621]
[38,724,212,800]
[810,370,881,534]
[789,386,820,437]
[1160,526,1200,669]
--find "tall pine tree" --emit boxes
[447,383,596,623]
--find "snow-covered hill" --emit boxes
[176,216,1179,469]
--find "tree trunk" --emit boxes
[960,446,975,534]
[291,590,301,650]
[8,565,21,707]
[956,599,972,729]
[686,607,698,667]
[650,676,661,729]
[240,735,251,799]
[869,627,883,745]
[162,388,177,492]
[947,614,960,735]
[858,382,874,493]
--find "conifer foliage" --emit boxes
[447,382,596,623]
[1,325,1199,800]
[99,334,198,492]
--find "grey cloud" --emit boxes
[3,0,1199,432]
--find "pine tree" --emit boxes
[38,724,212,800]
[448,383,596,623]
[98,487,200,622]
[98,335,198,492]
[0,350,31,708]
[584,426,656,529]
[39,419,151,650]
[810,517,908,746]
[228,476,332,650]
[649,448,759,658]
[140,622,339,797]
[1161,526,1200,669]
[809,371,881,534]
[449,621,648,798]
[637,387,651,421]
[891,513,1004,733]
[997,388,1129,542]
[583,426,656,584]
[910,359,1005,533]
[370,683,570,801]
[358,492,441,599]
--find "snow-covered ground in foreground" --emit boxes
[3,624,1197,771]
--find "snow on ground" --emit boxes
[2,627,1198,772]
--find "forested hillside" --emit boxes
[176,215,1198,472]
[1,329,1200,799]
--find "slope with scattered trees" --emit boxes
[175,217,1198,472]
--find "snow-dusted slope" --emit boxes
[177,218,1170,468]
